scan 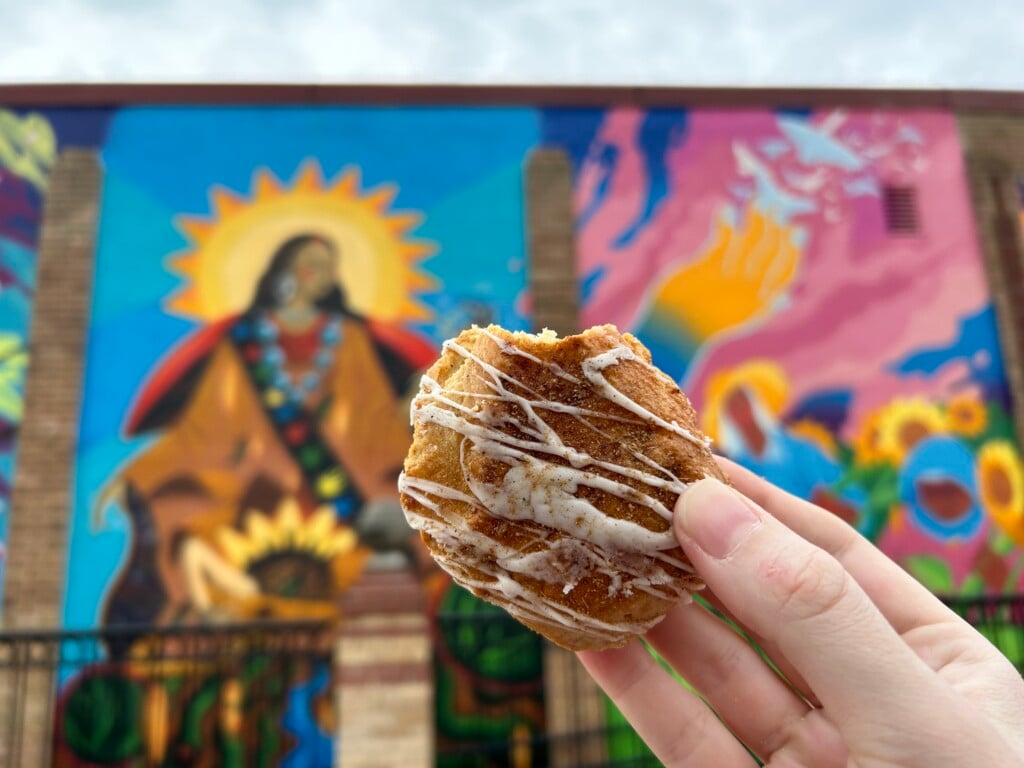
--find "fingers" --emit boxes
[758,233,800,301]
[697,589,819,706]
[717,458,955,635]
[674,478,950,735]
[645,601,846,763]
[578,641,757,767]
[744,214,779,279]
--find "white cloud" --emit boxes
[0,0,1021,88]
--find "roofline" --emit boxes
[2,83,1024,111]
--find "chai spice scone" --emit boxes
[398,324,727,651]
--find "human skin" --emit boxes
[579,458,1024,767]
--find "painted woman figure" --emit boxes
[96,233,434,627]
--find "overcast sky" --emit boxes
[1,0,1021,89]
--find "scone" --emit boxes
[398,324,726,651]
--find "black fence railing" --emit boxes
[0,620,335,768]
[0,595,1023,768]
[942,594,1024,672]
[433,594,1024,768]
[433,599,659,768]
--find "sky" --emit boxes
[1,0,1022,88]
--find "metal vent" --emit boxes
[882,184,920,236]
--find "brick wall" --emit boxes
[5,150,101,630]
[1,149,101,767]
[957,113,1024,444]
[527,148,579,336]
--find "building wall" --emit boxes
[541,107,1024,595]
[52,105,543,766]
[0,109,55,609]
[0,109,110,622]
[0,91,1022,766]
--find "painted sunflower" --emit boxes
[877,398,946,464]
[702,360,790,443]
[852,408,887,465]
[945,392,988,438]
[217,499,370,613]
[977,441,1024,544]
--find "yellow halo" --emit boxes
[876,398,946,463]
[945,392,988,438]
[166,161,438,324]
[977,441,1024,543]
[702,360,790,443]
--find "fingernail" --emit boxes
[676,479,761,559]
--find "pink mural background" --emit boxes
[543,107,1024,595]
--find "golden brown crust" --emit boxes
[400,324,726,650]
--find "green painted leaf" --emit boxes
[62,675,143,761]
[960,573,986,596]
[904,555,954,594]
[992,534,1016,557]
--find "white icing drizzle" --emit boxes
[398,329,709,645]
[581,346,712,449]
[479,327,581,383]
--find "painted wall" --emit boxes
[57,105,541,766]
[0,109,51,610]
[542,107,1023,596]
[1,100,1015,765]
[0,107,110,614]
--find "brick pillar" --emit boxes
[957,113,1024,444]
[337,570,433,768]
[1,150,100,768]
[543,644,608,766]
[5,149,100,628]
[526,148,580,336]
[524,146,609,763]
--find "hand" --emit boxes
[579,459,1024,767]
[648,207,800,343]
[93,477,126,533]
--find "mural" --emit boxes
[58,106,544,765]
[432,585,546,768]
[22,101,1020,764]
[54,638,335,768]
[0,108,57,612]
[542,107,1023,596]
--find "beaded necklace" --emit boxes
[255,313,343,404]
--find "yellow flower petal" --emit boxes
[876,398,946,463]
[978,441,1024,544]
[852,408,887,465]
[302,507,336,549]
[277,498,303,540]
[245,514,276,553]
[217,528,253,568]
[946,392,988,438]
[319,527,358,559]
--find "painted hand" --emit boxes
[579,459,1024,767]
[648,207,800,344]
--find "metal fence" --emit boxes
[943,594,1024,672]
[0,620,334,767]
[433,594,1024,768]
[1,596,1023,768]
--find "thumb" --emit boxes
[674,478,948,737]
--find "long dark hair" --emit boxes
[247,233,360,318]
